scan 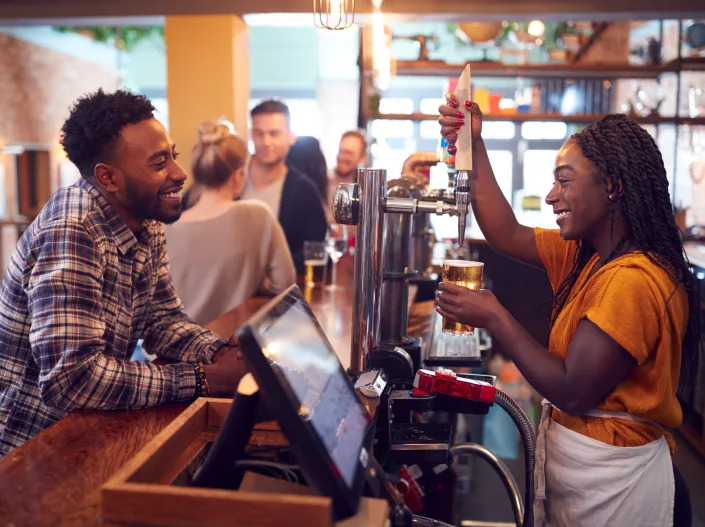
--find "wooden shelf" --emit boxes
[676,56,705,72]
[375,112,705,125]
[393,57,705,79]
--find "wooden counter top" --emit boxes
[0,253,434,527]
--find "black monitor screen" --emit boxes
[237,285,371,519]
[256,297,368,486]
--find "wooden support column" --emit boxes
[164,15,249,184]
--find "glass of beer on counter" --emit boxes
[441,259,484,335]
[304,240,328,287]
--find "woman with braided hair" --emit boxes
[436,99,699,526]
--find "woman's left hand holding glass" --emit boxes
[435,282,503,331]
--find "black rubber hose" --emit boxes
[493,388,536,527]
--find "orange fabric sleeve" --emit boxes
[584,266,662,365]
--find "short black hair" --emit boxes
[60,89,155,180]
[250,99,290,125]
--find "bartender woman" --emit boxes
[436,100,699,526]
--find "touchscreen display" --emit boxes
[256,302,368,487]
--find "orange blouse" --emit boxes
[534,228,688,452]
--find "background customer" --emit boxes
[166,120,295,325]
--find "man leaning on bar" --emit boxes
[0,89,246,457]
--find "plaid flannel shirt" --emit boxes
[0,178,227,456]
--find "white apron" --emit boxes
[533,399,674,527]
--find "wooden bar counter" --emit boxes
[0,254,434,526]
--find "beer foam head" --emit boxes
[442,260,484,267]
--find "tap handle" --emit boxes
[455,65,473,173]
[453,65,473,246]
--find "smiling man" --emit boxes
[242,100,327,273]
[0,90,245,456]
[328,130,366,204]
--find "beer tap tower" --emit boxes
[334,66,473,377]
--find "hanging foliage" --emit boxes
[54,26,164,50]
[447,21,586,51]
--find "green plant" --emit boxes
[448,21,574,50]
[367,91,381,119]
[54,26,164,50]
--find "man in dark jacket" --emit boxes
[242,100,328,273]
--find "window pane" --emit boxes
[521,149,560,228]
[419,120,441,139]
[370,119,414,138]
[420,97,444,114]
[521,122,567,140]
[286,99,323,137]
[487,150,513,202]
[483,121,515,140]
[369,138,416,177]
[522,149,557,197]
[379,98,414,114]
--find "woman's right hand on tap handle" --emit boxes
[438,93,483,155]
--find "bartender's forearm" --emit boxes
[488,308,572,410]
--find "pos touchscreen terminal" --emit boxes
[236,284,373,520]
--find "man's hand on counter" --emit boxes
[213,334,241,361]
[205,335,247,397]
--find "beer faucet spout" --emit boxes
[454,170,470,246]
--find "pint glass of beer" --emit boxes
[304,240,328,287]
[441,259,484,335]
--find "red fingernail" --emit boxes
[464,100,472,108]
[456,112,464,118]
[454,126,461,130]
[457,120,464,125]
[450,100,459,108]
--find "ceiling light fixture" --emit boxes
[313,0,355,30]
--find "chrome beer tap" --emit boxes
[453,65,474,247]
[333,168,471,375]
[334,66,474,375]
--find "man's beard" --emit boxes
[125,181,182,225]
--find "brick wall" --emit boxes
[0,32,119,273]
[0,32,119,148]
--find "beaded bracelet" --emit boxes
[193,362,211,398]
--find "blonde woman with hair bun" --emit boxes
[165,119,295,325]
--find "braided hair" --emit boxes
[551,113,701,397]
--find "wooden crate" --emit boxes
[101,398,387,527]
